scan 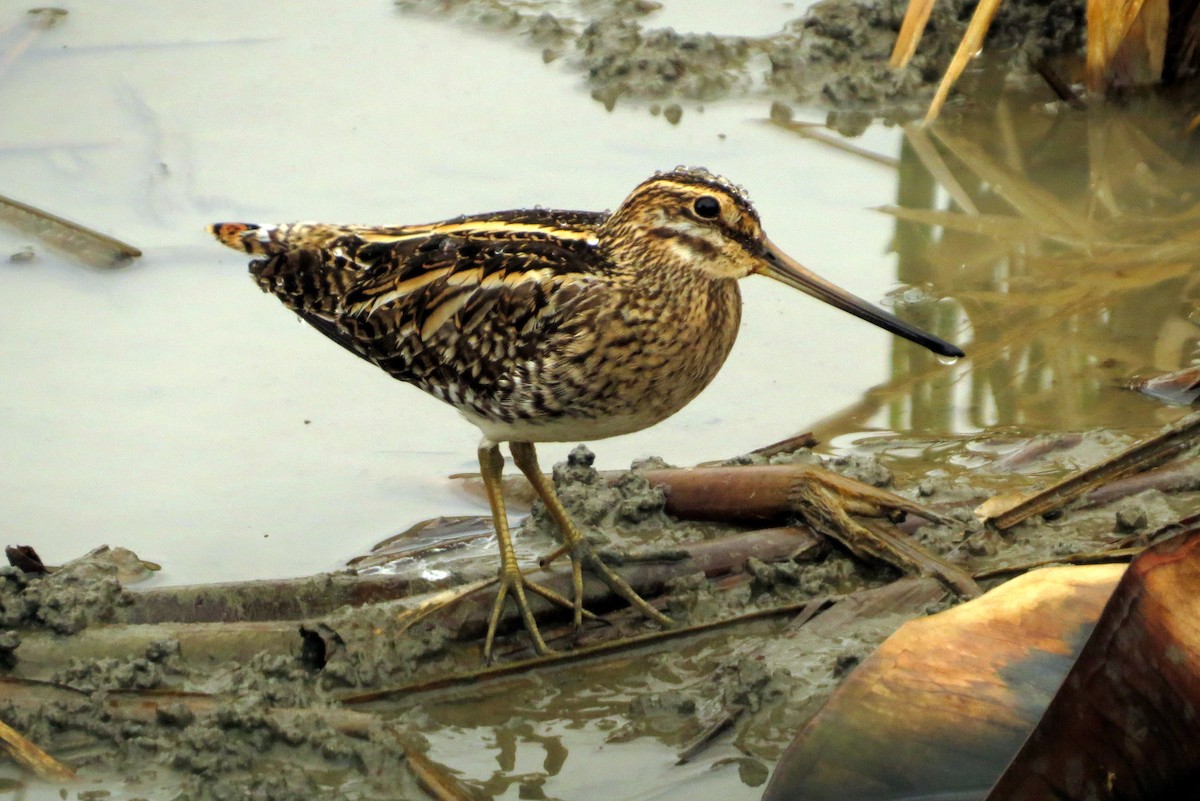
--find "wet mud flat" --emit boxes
[3,427,1199,801]
[396,0,1086,125]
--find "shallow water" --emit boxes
[3,4,1200,800]
[2,0,952,585]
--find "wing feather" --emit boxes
[236,212,608,390]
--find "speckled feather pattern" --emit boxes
[211,169,747,443]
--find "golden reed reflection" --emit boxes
[803,91,1200,441]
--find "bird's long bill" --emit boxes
[759,237,965,359]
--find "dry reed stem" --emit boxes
[1087,0,1168,90]
[890,0,937,68]
[923,0,1004,123]
[0,717,75,782]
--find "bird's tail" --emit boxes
[209,221,359,256]
[208,222,291,256]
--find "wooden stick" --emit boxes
[675,706,745,764]
[767,120,899,169]
[0,192,141,268]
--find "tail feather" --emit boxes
[209,221,362,256]
[208,222,288,256]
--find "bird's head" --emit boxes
[604,167,964,359]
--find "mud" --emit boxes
[0,546,136,635]
[395,0,1087,120]
[7,427,1194,800]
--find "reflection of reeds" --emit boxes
[887,100,1200,431]
[893,0,1200,121]
[774,96,1200,436]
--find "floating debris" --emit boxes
[7,245,34,263]
[0,193,141,269]
[1132,364,1200,406]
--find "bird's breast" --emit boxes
[466,275,743,443]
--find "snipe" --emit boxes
[211,167,963,661]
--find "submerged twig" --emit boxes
[985,410,1200,530]
[0,9,66,83]
[404,747,480,801]
[675,706,745,765]
[0,193,141,268]
[767,119,899,169]
[1030,56,1087,108]
[0,677,380,738]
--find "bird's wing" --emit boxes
[214,212,609,384]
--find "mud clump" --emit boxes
[159,698,407,801]
[52,639,183,692]
[306,603,451,689]
[578,18,753,109]
[396,0,1088,119]
[524,444,679,548]
[0,547,134,635]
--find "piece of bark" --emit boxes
[791,481,979,598]
[763,563,1124,801]
[986,526,1200,801]
[642,465,955,526]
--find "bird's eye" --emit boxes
[693,196,721,219]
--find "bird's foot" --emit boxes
[572,543,673,628]
[482,569,609,662]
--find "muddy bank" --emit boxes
[396,0,1085,123]
[3,427,1198,800]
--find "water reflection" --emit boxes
[808,93,1200,442]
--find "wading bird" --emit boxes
[211,167,963,661]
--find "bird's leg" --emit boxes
[509,441,672,629]
[478,441,551,661]
[477,442,607,660]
